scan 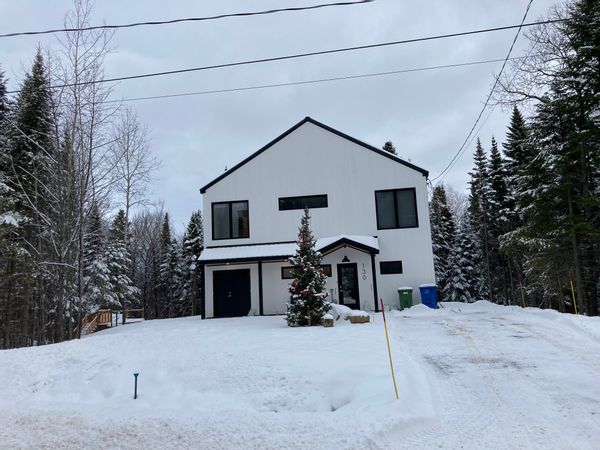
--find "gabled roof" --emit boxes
[317,234,379,255]
[199,117,428,194]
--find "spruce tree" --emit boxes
[10,49,53,216]
[165,238,184,317]
[83,203,110,311]
[487,136,511,303]
[502,106,531,224]
[513,0,600,315]
[107,210,137,322]
[287,208,329,326]
[158,213,173,317]
[181,211,203,316]
[382,141,397,155]
[0,68,18,230]
[429,184,456,299]
[468,138,493,300]
[445,213,483,303]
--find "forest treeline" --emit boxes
[0,1,203,349]
[430,0,599,316]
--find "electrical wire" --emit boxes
[430,0,535,182]
[5,19,563,95]
[105,56,525,104]
[0,1,375,38]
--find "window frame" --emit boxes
[374,188,419,230]
[211,200,250,241]
[278,194,328,211]
[380,260,403,274]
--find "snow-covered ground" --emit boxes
[1,302,599,449]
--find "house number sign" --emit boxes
[361,263,367,280]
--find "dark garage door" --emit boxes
[213,269,251,318]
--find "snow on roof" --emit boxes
[200,235,379,263]
[199,242,297,262]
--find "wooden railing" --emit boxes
[80,309,112,336]
[79,308,145,336]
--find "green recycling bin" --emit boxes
[398,287,413,310]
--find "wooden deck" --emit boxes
[80,308,144,336]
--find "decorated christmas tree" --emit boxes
[286,208,329,326]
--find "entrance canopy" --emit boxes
[199,235,379,265]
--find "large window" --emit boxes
[279,194,328,211]
[375,188,418,229]
[212,201,249,240]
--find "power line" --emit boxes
[0,0,374,38]
[430,0,535,182]
[105,56,525,104]
[6,19,564,95]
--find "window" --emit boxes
[212,201,249,240]
[375,188,418,229]
[279,194,328,211]
[380,261,403,274]
[282,265,332,279]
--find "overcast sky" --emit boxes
[1,0,557,230]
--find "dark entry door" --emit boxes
[337,263,360,310]
[213,269,251,318]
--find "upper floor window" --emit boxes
[375,188,418,229]
[279,194,328,211]
[212,201,249,240]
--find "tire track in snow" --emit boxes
[371,316,506,449]
[464,314,599,449]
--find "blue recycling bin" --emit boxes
[419,284,438,309]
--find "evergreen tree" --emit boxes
[499,107,533,304]
[181,211,203,316]
[10,49,53,217]
[0,68,19,231]
[487,136,512,304]
[502,106,531,226]
[107,210,137,321]
[83,203,110,311]
[382,141,397,155]
[158,212,174,317]
[468,138,493,300]
[445,213,483,302]
[513,0,600,315]
[429,184,456,299]
[4,51,54,347]
[287,208,329,326]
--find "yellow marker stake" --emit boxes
[380,299,399,400]
[569,274,578,315]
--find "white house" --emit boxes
[198,117,435,318]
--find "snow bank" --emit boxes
[2,302,598,448]
[0,315,433,449]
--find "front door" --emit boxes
[337,263,360,310]
[213,269,251,318]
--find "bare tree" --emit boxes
[110,107,159,224]
[53,0,118,337]
[496,5,570,107]
[108,107,159,322]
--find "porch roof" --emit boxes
[199,235,379,264]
